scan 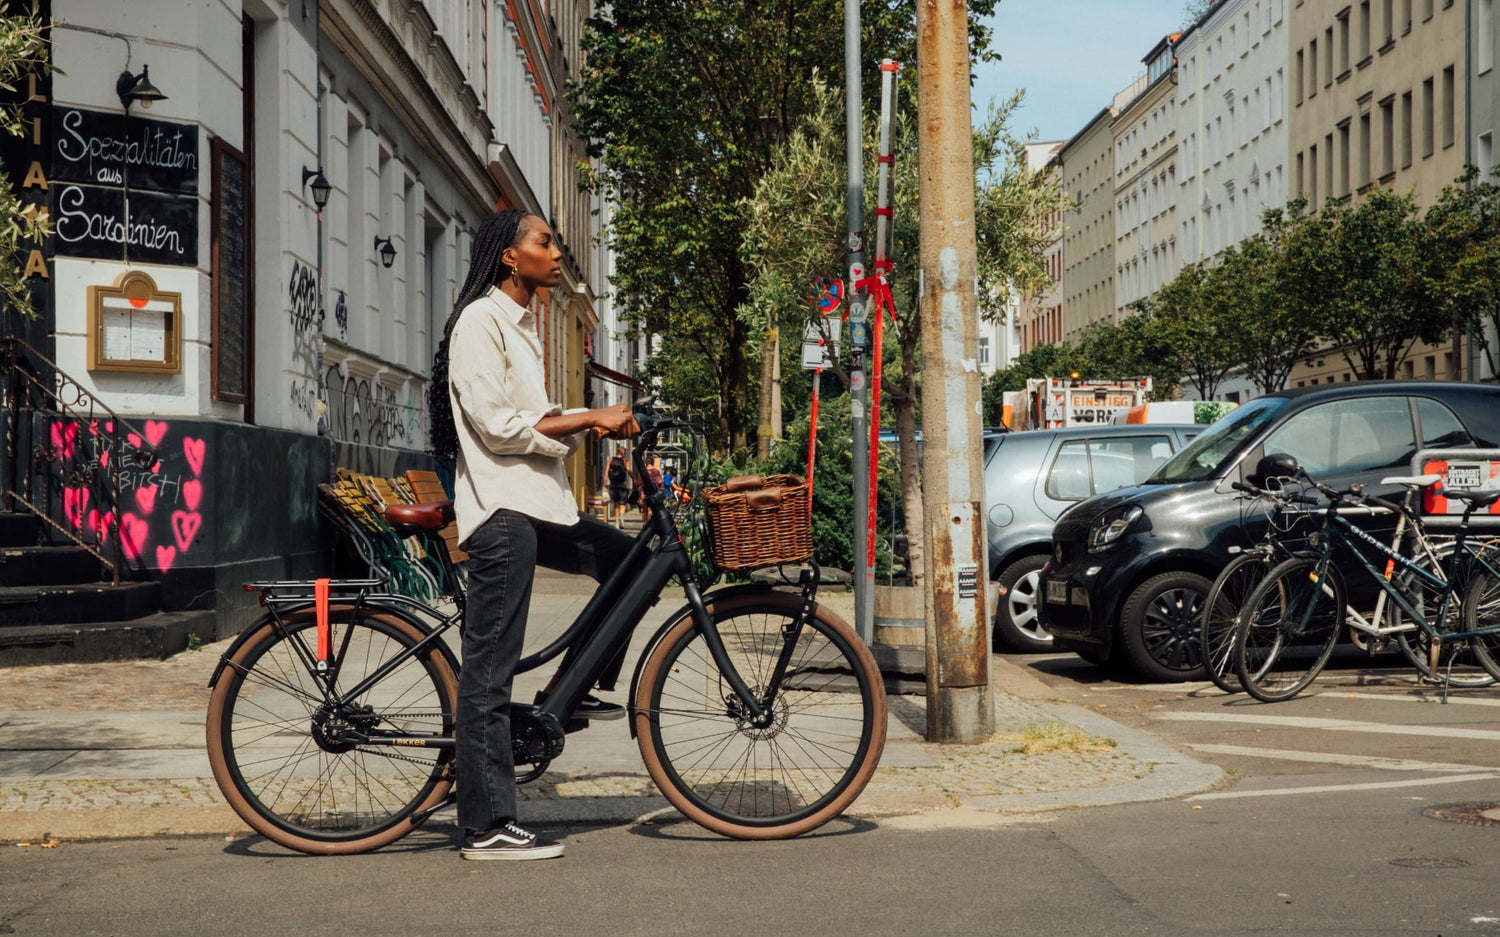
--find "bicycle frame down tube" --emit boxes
[1327,517,1446,634]
[539,543,768,725]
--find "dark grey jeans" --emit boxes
[455,509,633,835]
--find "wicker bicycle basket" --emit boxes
[703,473,813,572]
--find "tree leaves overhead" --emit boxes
[570,0,999,451]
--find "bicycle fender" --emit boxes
[206,600,459,688]
[625,581,780,739]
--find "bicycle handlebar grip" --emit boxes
[1365,494,1405,513]
[1231,482,1259,494]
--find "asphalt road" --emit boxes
[5,650,1500,937]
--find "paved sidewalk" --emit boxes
[0,568,1221,844]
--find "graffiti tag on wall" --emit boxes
[288,261,321,422]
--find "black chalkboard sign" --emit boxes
[211,138,248,403]
[52,183,198,266]
[51,106,199,196]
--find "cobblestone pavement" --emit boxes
[0,580,1218,841]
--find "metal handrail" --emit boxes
[1,335,158,585]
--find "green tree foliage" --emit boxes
[1426,166,1500,378]
[1311,188,1447,379]
[571,0,998,453]
[0,6,52,321]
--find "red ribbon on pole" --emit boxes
[854,270,897,567]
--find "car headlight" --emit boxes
[1088,506,1143,553]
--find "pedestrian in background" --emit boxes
[605,446,631,527]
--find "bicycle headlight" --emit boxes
[1088,506,1143,553]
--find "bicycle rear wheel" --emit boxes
[1201,552,1273,694]
[206,607,458,854]
[1234,558,1345,703]
[1461,569,1500,682]
[634,590,886,839]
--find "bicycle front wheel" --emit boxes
[634,590,886,839]
[206,607,458,854]
[1201,552,1273,694]
[1234,558,1345,703]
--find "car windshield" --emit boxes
[1148,396,1289,483]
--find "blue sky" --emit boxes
[971,0,1191,144]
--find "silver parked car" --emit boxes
[985,424,1199,652]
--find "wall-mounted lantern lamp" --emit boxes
[302,166,331,211]
[373,236,397,269]
[116,65,167,111]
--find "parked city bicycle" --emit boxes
[1229,453,1500,703]
[1201,465,1496,694]
[205,400,887,854]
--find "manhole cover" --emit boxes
[1424,802,1500,829]
[1389,857,1471,869]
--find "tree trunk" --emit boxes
[756,327,777,459]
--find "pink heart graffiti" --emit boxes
[63,487,89,528]
[119,513,148,560]
[127,432,142,449]
[183,480,202,511]
[99,450,110,469]
[183,437,206,476]
[171,511,201,551]
[87,509,114,543]
[155,544,176,572]
[50,422,77,459]
[135,484,157,514]
[145,420,168,447]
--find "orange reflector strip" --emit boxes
[315,577,331,664]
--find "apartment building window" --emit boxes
[1308,143,1318,203]
[1337,11,1351,75]
[1400,0,1412,32]
[1480,0,1494,73]
[1400,90,1413,166]
[1422,76,1434,156]
[1358,111,1372,187]
[1379,96,1395,177]
[1309,39,1320,96]
[1380,0,1394,45]
[1479,131,1494,178]
[1297,150,1306,196]
[1441,66,1455,148]
[1339,121,1351,195]
[1321,134,1333,198]
[1295,49,1305,103]
[1273,71,1284,122]
[1357,1,1371,63]
[1325,27,1335,84]
[1421,0,1433,19]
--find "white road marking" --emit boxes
[1315,691,1500,708]
[1158,711,1500,741]
[1184,742,1495,773]
[1191,772,1500,800]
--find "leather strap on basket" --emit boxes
[314,577,331,671]
[745,488,784,512]
[721,475,763,493]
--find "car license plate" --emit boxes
[1046,579,1068,604]
[1447,463,1483,490]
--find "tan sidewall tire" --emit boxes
[633,591,886,839]
[205,607,458,855]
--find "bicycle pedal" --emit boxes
[564,717,589,733]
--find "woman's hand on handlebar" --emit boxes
[589,403,640,440]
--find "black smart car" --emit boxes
[1038,381,1500,681]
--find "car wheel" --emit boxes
[992,555,1052,653]
[1120,571,1211,682]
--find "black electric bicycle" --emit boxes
[205,402,887,854]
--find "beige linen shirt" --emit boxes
[448,286,582,543]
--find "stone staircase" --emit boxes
[0,511,215,665]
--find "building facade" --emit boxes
[1177,0,1290,264]
[3,0,606,633]
[1112,38,1182,317]
[1057,105,1119,343]
[1015,140,1065,353]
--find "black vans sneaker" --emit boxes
[573,694,626,721]
[461,823,564,861]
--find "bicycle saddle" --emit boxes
[384,500,456,534]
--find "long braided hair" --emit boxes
[428,209,532,470]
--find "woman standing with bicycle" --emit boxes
[428,208,637,860]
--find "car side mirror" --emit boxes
[1248,452,1300,488]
